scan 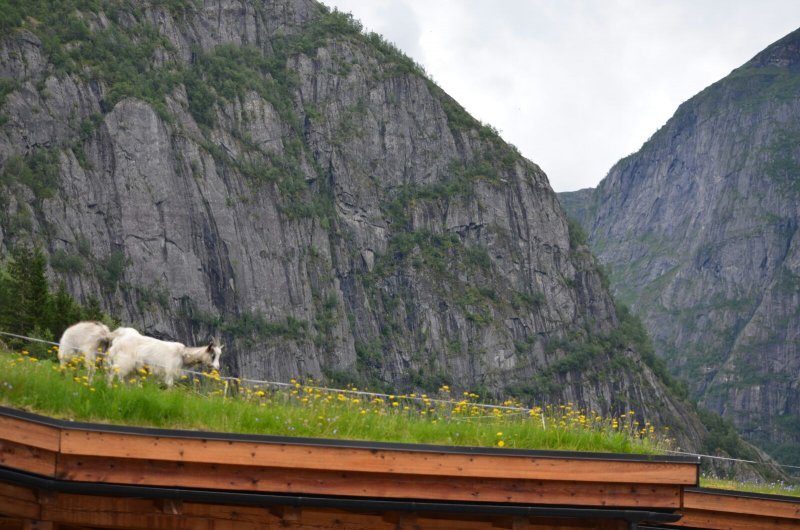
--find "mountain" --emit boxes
[560,28,800,466]
[0,0,729,454]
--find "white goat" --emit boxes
[108,326,141,341]
[58,321,112,380]
[107,333,222,387]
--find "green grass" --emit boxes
[0,349,666,454]
[700,477,800,498]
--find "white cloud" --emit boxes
[324,1,800,191]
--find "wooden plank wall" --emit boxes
[667,489,800,530]
[0,481,636,530]
[0,408,789,529]
[0,416,59,477]
[0,412,696,510]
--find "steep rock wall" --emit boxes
[0,0,704,448]
[561,28,800,464]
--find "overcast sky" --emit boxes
[322,1,800,192]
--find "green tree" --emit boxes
[6,245,51,337]
[43,284,84,341]
[82,296,105,322]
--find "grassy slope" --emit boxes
[699,478,799,498]
[0,348,662,454]
[3,349,799,498]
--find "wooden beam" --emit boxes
[181,502,278,526]
[0,417,60,453]
[55,454,683,508]
[665,490,800,529]
[684,490,800,520]
[0,483,40,520]
[0,481,648,530]
[0,489,645,530]
[0,441,56,477]
[673,509,799,529]
[57,430,697,485]
[40,493,266,530]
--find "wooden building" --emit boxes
[0,406,798,530]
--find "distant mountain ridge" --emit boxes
[560,27,800,466]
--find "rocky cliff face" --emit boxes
[560,28,800,465]
[0,0,708,447]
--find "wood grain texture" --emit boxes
[684,490,800,520]
[0,441,56,477]
[57,430,697,485]
[6,491,635,530]
[0,483,39,520]
[672,509,800,529]
[55,454,682,508]
[0,418,59,452]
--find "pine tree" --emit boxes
[44,284,83,341]
[7,245,51,337]
[82,296,104,321]
[0,260,13,335]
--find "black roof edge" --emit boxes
[687,486,800,503]
[0,405,699,464]
[0,465,682,524]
